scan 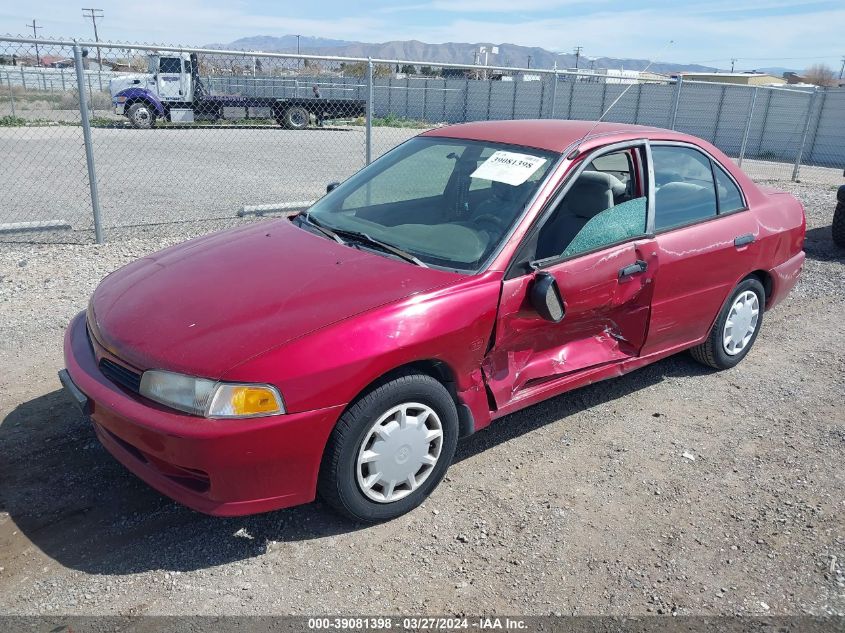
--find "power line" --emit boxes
[26,19,42,66]
[692,55,837,63]
[82,8,104,69]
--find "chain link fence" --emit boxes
[2,35,844,245]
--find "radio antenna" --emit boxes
[576,39,675,148]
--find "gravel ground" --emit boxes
[0,180,843,616]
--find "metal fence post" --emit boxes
[633,81,643,124]
[73,44,104,244]
[670,75,683,130]
[6,71,15,118]
[87,74,94,117]
[365,58,373,165]
[21,65,26,91]
[462,76,469,122]
[550,63,558,119]
[738,87,757,166]
[792,89,818,181]
[538,73,545,118]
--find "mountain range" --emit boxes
[206,35,725,73]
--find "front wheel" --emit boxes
[126,102,155,129]
[690,277,765,370]
[318,371,459,522]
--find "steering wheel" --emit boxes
[473,213,507,233]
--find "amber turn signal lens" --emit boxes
[208,384,284,417]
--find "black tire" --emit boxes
[126,102,155,129]
[833,200,845,248]
[690,277,765,370]
[279,105,310,130]
[318,371,459,523]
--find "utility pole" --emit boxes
[527,55,532,69]
[840,56,845,79]
[26,19,42,66]
[573,45,583,69]
[295,34,301,69]
[731,58,737,72]
[82,9,103,69]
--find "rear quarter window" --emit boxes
[714,164,745,213]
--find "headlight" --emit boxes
[116,96,127,103]
[138,370,284,418]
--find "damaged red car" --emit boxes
[61,120,805,522]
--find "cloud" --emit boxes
[0,0,841,67]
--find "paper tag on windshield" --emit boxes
[470,151,547,186]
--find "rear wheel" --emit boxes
[690,277,765,370]
[126,102,155,129]
[318,371,458,522]
[278,105,310,130]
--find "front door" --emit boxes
[157,56,184,101]
[483,143,658,410]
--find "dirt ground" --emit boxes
[0,181,843,616]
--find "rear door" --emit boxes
[483,141,658,409]
[640,143,760,355]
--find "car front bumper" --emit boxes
[62,312,343,516]
[113,103,125,115]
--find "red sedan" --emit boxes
[60,120,805,522]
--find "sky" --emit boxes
[1,0,843,70]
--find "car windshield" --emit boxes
[306,137,557,271]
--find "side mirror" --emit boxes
[326,182,340,193]
[530,272,565,322]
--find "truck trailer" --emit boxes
[109,52,366,129]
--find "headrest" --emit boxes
[566,179,614,218]
[580,170,627,196]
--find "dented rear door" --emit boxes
[482,238,658,409]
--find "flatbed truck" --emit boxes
[109,52,365,129]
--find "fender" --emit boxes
[116,87,166,117]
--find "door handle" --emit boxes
[734,233,755,247]
[619,260,648,279]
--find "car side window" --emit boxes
[159,57,183,74]
[535,149,647,260]
[652,145,717,231]
[714,164,744,213]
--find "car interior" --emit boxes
[534,149,646,260]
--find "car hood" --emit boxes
[90,219,462,378]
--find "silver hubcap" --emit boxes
[723,290,760,355]
[134,107,150,123]
[290,110,307,126]
[356,402,443,504]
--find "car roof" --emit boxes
[420,119,688,154]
